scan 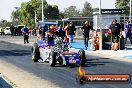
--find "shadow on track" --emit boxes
[0,41,31,56]
[0,49,31,56]
[84,55,111,67]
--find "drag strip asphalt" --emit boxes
[0,38,132,88]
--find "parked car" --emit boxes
[4,27,11,35]
[15,25,24,36]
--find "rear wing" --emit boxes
[37,21,58,25]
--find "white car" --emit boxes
[4,27,11,35]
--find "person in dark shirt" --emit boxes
[120,20,126,41]
[38,26,43,35]
[41,25,48,40]
[22,25,29,44]
[56,24,65,39]
[109,19,122,51]
[81,21,94,50]
[120,20,124,31]
[10,24,15,37]
[67,22,76,47]
[37,25,44,40]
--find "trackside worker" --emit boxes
[81,21,94,50]
[22,25,29,44]
[67,22,76,47]
[109,19,122,51]
[10,24,15,37]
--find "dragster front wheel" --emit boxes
[76,75,86,84]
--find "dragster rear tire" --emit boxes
[32,43,40,62]
[78,49,86,67]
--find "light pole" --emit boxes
[99,0,101,15]
[130,0,132,23]
[42,0,44,22]
[34,11,37,24]
[14,7,20,26]
[99,0,102,50]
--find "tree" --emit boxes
[115,0,130,15]
[11,9,21,26]
[63,6,80,18]
[11,0,62,28]
[45,5,60,19]
[93,8,99,12]
[81,1,93,17]
[11,10,20,20]
[18,0,46,27]
[0,20,12,28]
[59,12,65,19]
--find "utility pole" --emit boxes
[99,0,102,50]
[35,11,37,24]
[42,0,44,22]
[14,7,20,26]
[130,0,132,23]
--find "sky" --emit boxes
[0,0,116,21]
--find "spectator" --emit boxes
[67,22,76,47]
[81,21,94,50]
[37,26,43,40]
[0,28,4,36]
[109,19,122,51]
[42,25,48,40]
[29,28,32,36]
[22,25,29,44]
[32,29,35,36]
[119,20,125,50]
[124,20,132,45]
[64,24,69,42]
[120,20,124,31]
[120,20,125,38]
[10,24,15,37]
[88,31,97,50]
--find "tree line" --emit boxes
[11,0,93,28]
[0,0,131,28]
